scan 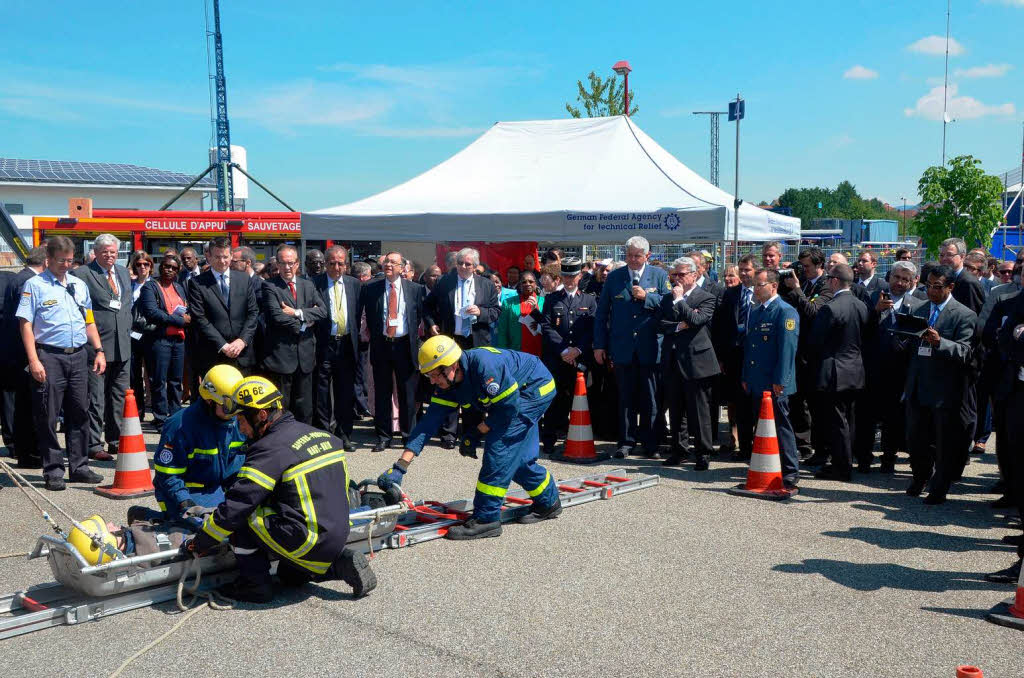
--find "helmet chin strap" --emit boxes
[244,407,283,439]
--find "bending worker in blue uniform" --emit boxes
[378,336,562,539]
[146,364,247,527]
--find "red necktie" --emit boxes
[289,281,297,303]
[387,282,398,337]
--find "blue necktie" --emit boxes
[219,273,229,308]
[928,304,939,326]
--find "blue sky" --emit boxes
[1,0,1022,212]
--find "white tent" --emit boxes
[303,116,800,243]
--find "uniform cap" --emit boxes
[560,257,583,276]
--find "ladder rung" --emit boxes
[558,485,585,493]
[583,480,609,487]
[604,475,629,482]
[504,496,532,505]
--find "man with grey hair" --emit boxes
[444,251,458,274]
[594,235,671,458]
[658,256,720,470]
[854,259,924,472]
[231,246,257,277]
[424,246,500,447]
[71,234,132,460]
[939,237,985,314]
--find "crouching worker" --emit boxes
[184,376,376,603]
[143,365,247,528]
[378,337,562,540]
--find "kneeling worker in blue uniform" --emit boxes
[378,335,562,539]
[186,376,376,603]
[148,365,247,526]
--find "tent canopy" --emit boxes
[303,116,800,243]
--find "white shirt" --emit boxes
[627,264,646,284]
[384,278,408,337]
[454,274,475,337]
[761,294,779,310]
[892,293,907,313]
[694,275,706,289]
[860,274,875,287]
[328,275,348,336]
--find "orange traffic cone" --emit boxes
[956,667,983,678]
[95,389,154,499]
[728,391,795,501]
[553,372,610,464]
[985,559,1024,630]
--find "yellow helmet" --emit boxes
[227,376,283,414]
[418,335,463,374]
[199,364,244,406]
[68,515,118,566]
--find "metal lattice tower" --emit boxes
[211,0,233,211]
[692,111,727,187]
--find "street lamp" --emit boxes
[898,195,907,237]
[612,60,631,117]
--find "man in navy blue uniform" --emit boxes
[741,269,800,489]
[378,336,562,540]
[593,236,671,458]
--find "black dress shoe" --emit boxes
[715,445,736,457]
[89,449,113,462]
[371,442,389,453]
[991,495,1016,509]
[923,493,946,505]
[814,466,851,481]
[642,448,662,460]
[879,458,896,474]
[44,477,66,491]
[70,469,103,484]
[730,450,751,463]
[906,480,925,496]
[446,518,502,540]
[661,453,685,466]
[856,462,872,474]
[440,437,457,450]
[613,446,630,459]
[804,453,829,467]
[694,455,709,472]
[1001,534,1023,546]
[342,440,356,453]
[984,559,1021,583]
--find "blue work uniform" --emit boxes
[16,270,95,482]
[152,399,246,517]
[407,347,560,522]
[741,295,800,484]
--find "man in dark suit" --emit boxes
[361,251,428,451]
[807,264,868,481]
[312,245,361,449]
[71,235,133,460]
[855,260,925,473]
[855,250,889,297]
[187,236,260,380]
[177,246,202,286]
[984,272,1021,507]
[0,268,15,452]
[711,254,758,459]
[424,247,500,447]
[594,237,671,458]
[993,289,1024,582]
[538,257,596,455]
[2,247,46,467]
[779,247,833,463]
[658,257,720,470]
[903,264,976,504]
[259,245,326,424]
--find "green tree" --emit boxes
[566,71,638,118]
[915,155,1004,255]
[775,182,896,226]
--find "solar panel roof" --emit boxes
[0,158,217,188]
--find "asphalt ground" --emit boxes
[1,419,1021,678]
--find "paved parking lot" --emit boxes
[1,423,1020,677]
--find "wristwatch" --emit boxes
[94,347,104,353]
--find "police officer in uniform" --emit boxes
[188,375,376,603]
[147,365,247,524]
[16,236,107,491]
[539,257,595,455]
[378,336,563,540]
[741,268,800,489]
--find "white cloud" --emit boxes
[907,35,965,56]
[828,133,855,149]
[903,83,1015,120]
[843,65,878,80]
[319,61,540,92]
[982,0,1024,6]
[953,63,1012,78]
[233,80,391,134]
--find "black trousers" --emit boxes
[906,398,960,497]
[0,377,15,450]
[541,361,578,448]
[13,369,39,464]
[313,337,357,441]
[613,363,656,450]
[1005,386,1024,559]
[440,335,475,442]
[33,348,91,481]
[270,369,314,425]
[86,352,129,453]
[353,343,370,416]
[788,388,813,455]
[823,391,857,475]
[372,337,419,444]
[666,372,715,457]
[145,336,184,425]
[130,339,147,420]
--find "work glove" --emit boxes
[180,503,212,531]
[179,536,197,557]
[459,435,480,459]
[377,463,406,492]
